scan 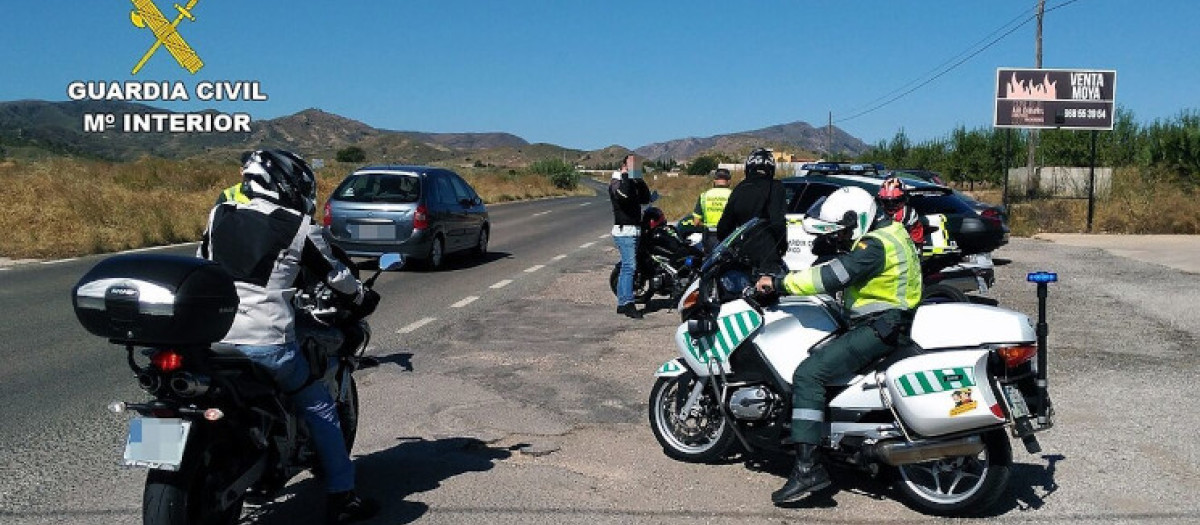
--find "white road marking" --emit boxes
[121,242,200,254]
[41,258,79,265]
[397,317,437,334]
[532,211,552,217]
[579,242,595,249]
[0,267,10,271]
[450,296,479,308]
[489,279,513,289]
[578,202,592,207]
[598,234,610,239]
[551,254,567,261]
[524,265,545,273]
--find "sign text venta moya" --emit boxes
[994,68,1117,130]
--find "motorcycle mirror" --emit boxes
[687,317,718,337]
[378,253,405,271]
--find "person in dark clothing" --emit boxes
[716,148,788,275]
[609,154,652,318]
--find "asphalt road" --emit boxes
[3,197,1200,524]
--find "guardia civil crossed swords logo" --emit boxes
[129,0,204,75]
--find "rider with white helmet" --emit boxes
[757,185,923,504]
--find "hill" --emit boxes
[633,120,868,161]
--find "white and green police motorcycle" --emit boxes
[649,219,1055,516]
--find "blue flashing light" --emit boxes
[1026,271,1058,284]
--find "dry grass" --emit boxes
[966,168,1200,236]
[0,159,592,259]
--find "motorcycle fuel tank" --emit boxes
[886,349,1006,438]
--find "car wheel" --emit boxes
[427,236,445,270]
[473,227,489,258]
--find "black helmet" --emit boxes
[641,206,666,230]
[744,148,776,178]
[241,149,316,214]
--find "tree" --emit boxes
[529,157,579,189]
[687,155,719,176]
[336,146,366,163]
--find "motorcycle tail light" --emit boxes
[681,289,700,310]
[150,349,184,373]
[203,408,225,421]
[996,344,1037,368]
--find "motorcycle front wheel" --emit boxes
[338,375,360,453]
[893,429,1012,517]
[648,372,736,463]
[143,431,246,525]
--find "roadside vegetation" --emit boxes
[861,108,1200,234]
[0,157,591,259]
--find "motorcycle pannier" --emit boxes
[72,254,238,345]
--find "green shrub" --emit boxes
[335,146,366,163]
[529,158,579,189]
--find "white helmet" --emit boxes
[801,186,878,244]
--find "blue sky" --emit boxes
[1,0,1196,151]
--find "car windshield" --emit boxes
[909,193,976,215]
[332,173,420,203]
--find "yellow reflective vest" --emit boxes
[845,222,923,315]
[692,187,731,229]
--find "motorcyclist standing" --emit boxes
[878,176,925,246]
[198,149,380,523]
[716,149,787,276]
[692,168,732,252]
[755,186,922,504]
[610,154,653,319]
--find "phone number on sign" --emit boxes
[1063,108,1107,119]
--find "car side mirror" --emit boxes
[378,253,405,271]
[473,196,483,206]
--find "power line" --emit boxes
[839,3,1040,118]
[832,0,1088,125]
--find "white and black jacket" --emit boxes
[198,199,361,345]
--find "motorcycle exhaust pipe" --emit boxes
[169,372,211,397]
[136,371,160,393]
[866,436,984,466]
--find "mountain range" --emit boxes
[0,100,869,166]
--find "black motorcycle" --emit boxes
[72,251,402,525]
[609,208,704,305]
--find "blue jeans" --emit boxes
[237,343,354,493]
[614,234,638,306]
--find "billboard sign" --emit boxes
[994,68,1116,130]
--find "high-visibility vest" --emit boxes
[845,222,923,315]
[221,183,250,204]
[694,187,731,228]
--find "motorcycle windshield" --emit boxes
[701,218,766,274]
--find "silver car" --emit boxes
[322,166,490,269]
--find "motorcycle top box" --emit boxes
[72,254,238,345]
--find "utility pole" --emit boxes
[1027,0,1046,195]
[827,111,832,160]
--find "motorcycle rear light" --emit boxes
[322,201,332,227]
[996,344,1037,368]
[150,350,184,373]
[414,204,429,230]
[203,408,225,421]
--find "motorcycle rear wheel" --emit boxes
[893,429,1012,517]
[143,434,246,525]
[648,373,736,463]
[921,283,970,304]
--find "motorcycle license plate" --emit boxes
[1002,385,1031,419]
[123,417,191,471]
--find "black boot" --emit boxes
[327,491,379,524]
[771,444,831,504]
[617,303,643,319]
